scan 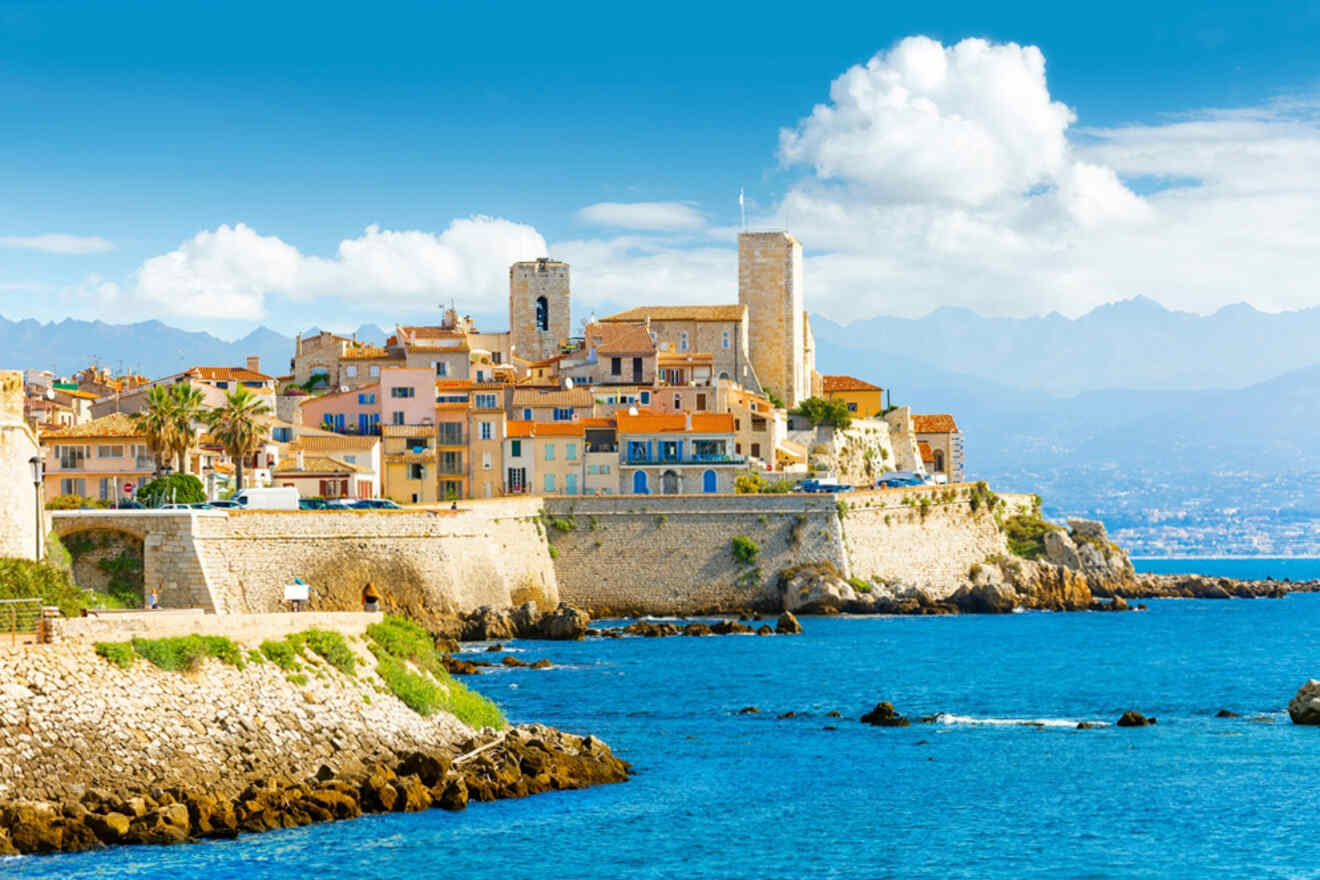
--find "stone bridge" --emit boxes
[49,500,557,621]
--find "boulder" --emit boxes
[1043,530,1083,570]
[3,801,65,853]
[394,775,432,812]
[951,582,1017,614]
[86,810,132,843]
[536,604,591,640]
[435,774,469,811]
[860,701,911,727]
[756,625,773,636]
[775,612,803,635]
[779,562,856,613]
[1215,709,1240,718]
[737,706,761,715]
[710,619,753,635]
[1116,710,1156,727]
[397,751,450,787]
[530,658,553,669]
[1288,679,1320,725]
[501,656,530,668]
[682,622,712,637]
[623,620,679,637]
[461,606,517,642]
[510,601,542,636]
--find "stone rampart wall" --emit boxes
[53,610,382,644]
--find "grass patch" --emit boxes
[550,518,575,532]
[1003,512,1061,560]
[0,557,93,617]
[848,576,872,594]
[366,614,506,729]
[260,638,301,670]
[130,634,245,671]
[94,641,135,669]
[286,673,309,686]
[301,629,357,675]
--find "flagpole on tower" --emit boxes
[739,188,746,232]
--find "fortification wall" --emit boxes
[545,494,846,614]
[53,609,381,643]
[0,370,40,561]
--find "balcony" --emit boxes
[623,453,745,467]
[586,443,618,454]
[436,428,464,447]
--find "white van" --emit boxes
[231,487,300,510]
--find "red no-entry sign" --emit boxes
[123,482,134,495]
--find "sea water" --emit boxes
[1134,556,1320,581]
[10,594,1320,879]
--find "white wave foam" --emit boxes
[934,713,1106,729]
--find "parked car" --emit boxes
[159,503,194,510]
[876,476,924,488]
[324,498,358,509]
[187,502,212,510]
[353,499,402,509]
[298,498,328,510]
[208,500,240,509]
[798,479,854,493]
[114,499,145,510]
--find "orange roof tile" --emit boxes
[529,421,585,437]
[188,366,274,382]
[577,417,616,428]
[512,387,594,407]
[506,421,535,438]
[601,305,746,323]
[584,321,656,355]
[40,413,143,440]
[913,414,959,433]
[340,345,398,361]
[615,412,735,435]
[823,374,883,393]
[918,441,935,463]
[657,352,713,365]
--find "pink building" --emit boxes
[299,384,382,435]
[380,368,434,427]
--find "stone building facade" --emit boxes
[0,371,41,560]
[509,258,571,362]
[738,232,809,407]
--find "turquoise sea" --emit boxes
[1134,556,1320,581]
[10,589,1320,878]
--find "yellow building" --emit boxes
[381,425,437,505]
[822,375,885,419]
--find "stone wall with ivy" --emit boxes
[63,529,145,607]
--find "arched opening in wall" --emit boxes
[933,450,945,473]
[57,528,145,608]
[718,371,729,381]
[362,583,381,613]
[632,471,649,494]
[661,470,681,495]
[702,469,717,493]
[536,296,549,332]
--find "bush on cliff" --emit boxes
[260,638,301,670]
[1003,513,1061,560]
[0,557,93,616]
[94,641,135,669]
[731,535,759,565]
[295,629,357,676]
[366,615,506,730]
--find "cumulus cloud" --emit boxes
[0,234,114,254]
[576,201,706,231]
[128,218,547,320]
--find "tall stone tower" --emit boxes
[738,232,806,407]
[0,370,40,560]
[509,258,571,362]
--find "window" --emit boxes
[545,443,555,461]
[272,427,292,443]
[632,357,643,380]
[587,464,598,475]
[437,394,466,404]
[343,455,356,463]
[369,365,380,377]
[751,442,761,458]
[735,418,741,431]
[392,411,405,425]
[565,473,578,495]
[553,407,572,421]
[390,386,415,398]
[679,331,689,351]
[358,393,375,405]
[97,445,123,458]
[610,357,622,376]
[99,477,114,500]
[847,402,858,412]
[721,330,730,349]
[60,478,86,496]
[480,421,493,440]
[510,439,522,457]
[346,365,358,377]
[436,362,448,377]
[544,472,556,492]
[482,452,492,470]
[408,463,424,480]
[640,390,650,405]
[522,408,532,420]
[673,394,681,410]
[215,381,229,390]
[536,296,549,331]
[696,394,707,411]
[475,370,486,382]
[411,493,420,503]
[474,393,497,409]
[492,352,501,364]
[566,442,577,461]
[58,446,85,470]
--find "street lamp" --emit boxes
[27,456,42,560]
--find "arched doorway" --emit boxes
[632,470,649,494]
[702,469,717,493]
[661,470,680,494]
[933,449,945,473]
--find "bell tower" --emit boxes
[509,258,571,362]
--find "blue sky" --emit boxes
[4,0,1320,336]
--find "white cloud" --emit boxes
[0,234,114,254]
[576,202,706,231]
[550,235,734,316]
[127,218,547,320]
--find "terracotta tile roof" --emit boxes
[340,345,396,361]
[600,305,746,323]
[57,388,101,400]
[512,387,595,408]
[288,435,379,453]
[577,417,616,428]
[823,374,883,393]
[188,366,274,382]
[913,414,959,433]
[584,321,656,355]
[657,352,713,366]
[40,412,143,440]
[301,383,381,404]
[505,421,534,438]
[615,412,735,435]
[918,441,935,463]
[505,420,585,438]
[273,455,370,475]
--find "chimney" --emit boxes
[296,448,305,470]
[246,356,261,374]
[685,411,692,431]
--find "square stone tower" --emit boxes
[509,258,571,363]
[0,370,40,560]
[738,232,806,407]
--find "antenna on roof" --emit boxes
[739,187,746,232]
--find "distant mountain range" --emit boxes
[811,297,1320,395]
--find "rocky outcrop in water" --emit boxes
[1288,679,1320,725]
[1100,574,1318,600]
[459,602,591,642]
[1116,710,1157,727]
[860,702,911,727]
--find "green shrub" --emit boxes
[366,615,439,672]
[97,550,143,607]
[1003,513,1061,560]
[136,473,205,507]
[247,649,265,665]
[260,638,301,670]
[45,494,100,511]
[790,396,852,430]
[286,673,309,686]
[45,533,74,573]
[130,634,244,672]
[848,576,872,594]
[550,518,575,532]
[95,641,135,669]
[0,557,92,616]
[366,615,505,728]
[301,629,357,675]
[547,545,559,559]
[731,535,759,565]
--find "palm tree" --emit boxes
[205,387,272,492]
[132,386,181,474]
[168,384,207,475]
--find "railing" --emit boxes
[438,463,465,476]
[623,454,745,466]
[437,429,464,446]
[0,598,45,645]
[586,444,618,453]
